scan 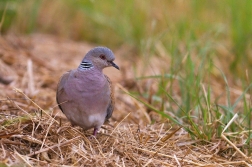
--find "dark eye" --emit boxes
[99,54,106,60]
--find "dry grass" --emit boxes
[0,34,251,166]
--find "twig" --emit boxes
[132,146,205,166]
[26,136,80,157]
[103,112,131,145]
[13,88,58,123]
[11,98,33,119]
[221,113,252,164]
[14,150,33,167]
[27,59,36,96]
[221,134,252,164]
[174,154,181,167]
[222,113,238,133]
[219,160,251,166]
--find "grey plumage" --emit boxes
[56,47,119,136]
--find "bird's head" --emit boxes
[79,47,119,71]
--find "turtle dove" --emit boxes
[56,47,119,136]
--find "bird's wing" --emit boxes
[56,70,71,113]
[104,75,114,120]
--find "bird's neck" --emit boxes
[75,67,106,92]
[78,61,94,70]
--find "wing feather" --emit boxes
[56,71,71,113]
[104,75,114,120]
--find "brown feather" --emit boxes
[56,71,71,113]
[104,75,114,120]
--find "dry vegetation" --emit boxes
[0,34,251,166]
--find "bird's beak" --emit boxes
[110,61,120,70]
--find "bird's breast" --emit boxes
[73,70,108,92]
[64,70,110,112]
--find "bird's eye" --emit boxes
[99,54,106,60]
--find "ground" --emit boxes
[0,34,251,166]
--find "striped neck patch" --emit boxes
[79,61,94,70]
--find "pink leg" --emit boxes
[93,128,98,136]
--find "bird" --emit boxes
[56,47,119,136]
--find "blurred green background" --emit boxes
[1,0,252,79]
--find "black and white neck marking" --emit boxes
[79,61,94,70]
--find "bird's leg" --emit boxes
[60,118,62,127]
[88,128,99,140]
[93,128,98,136]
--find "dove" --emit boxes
[56,47,119,136]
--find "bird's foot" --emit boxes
[88,128,98,140]
[88,135,96,140]
[93,128,98,136]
